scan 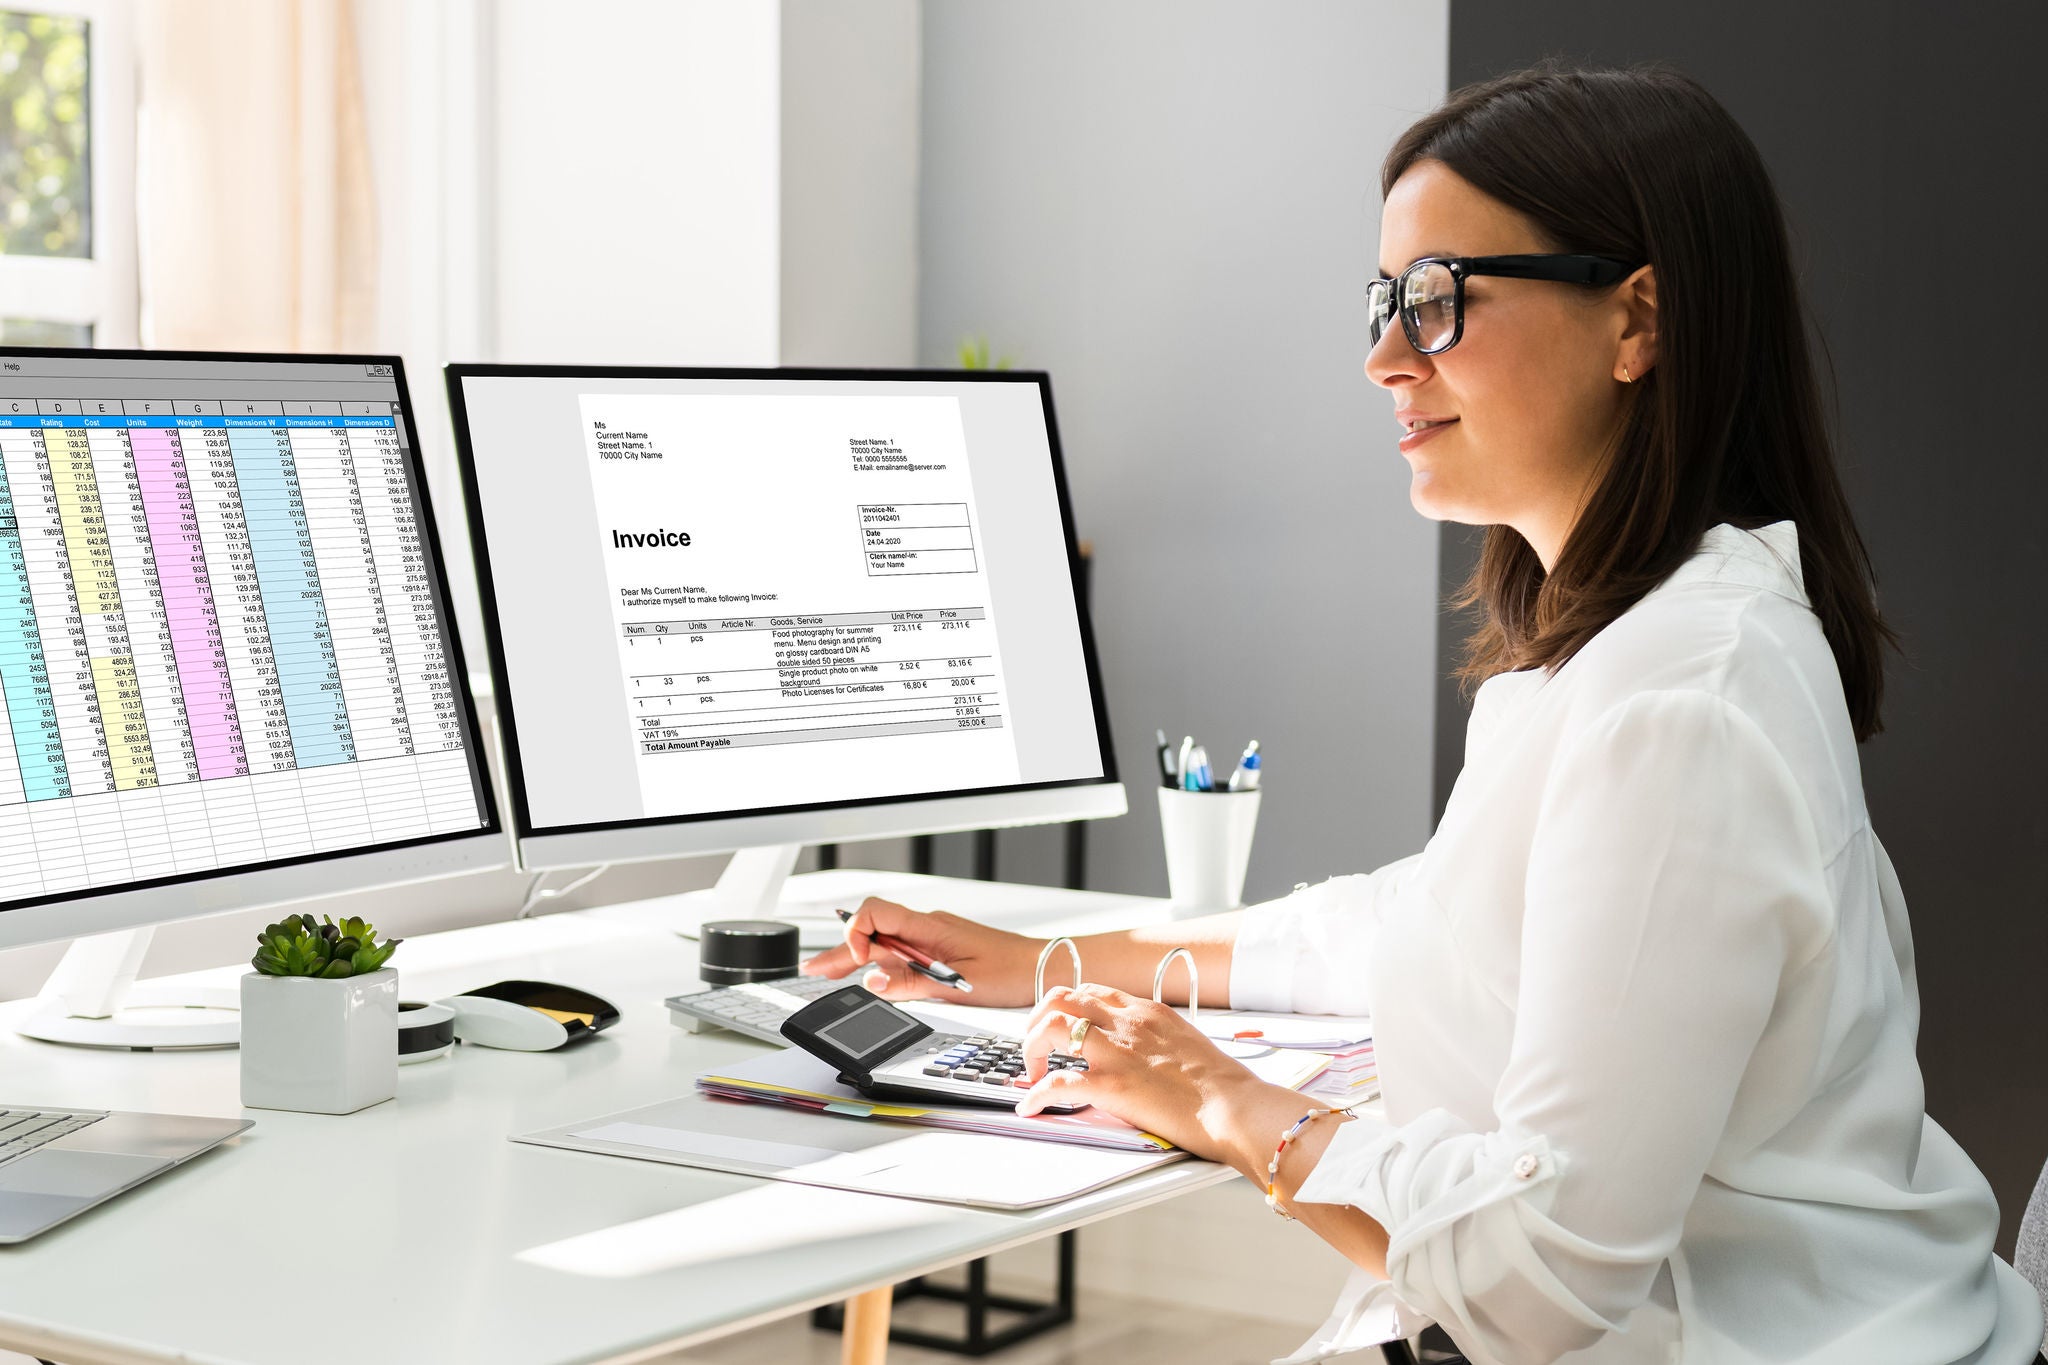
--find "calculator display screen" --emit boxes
[815,1000,924,1060]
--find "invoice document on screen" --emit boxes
[578,393,1022,817]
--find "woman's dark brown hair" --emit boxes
[1387,62,1895,740]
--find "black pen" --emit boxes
[835,908,974,993]
[1155,728,1179,788]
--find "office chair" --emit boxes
[1384,1324,1465,1363]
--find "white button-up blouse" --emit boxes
[1231,523,2043,1364]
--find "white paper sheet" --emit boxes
[577,391,1022,816]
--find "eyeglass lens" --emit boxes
[1370,261,1460,354]
[1401,262,1458,352]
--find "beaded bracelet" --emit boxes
[1265,1105,1353,1220]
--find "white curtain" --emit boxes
[135,0,377,352]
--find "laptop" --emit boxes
[0,1106,251,1243]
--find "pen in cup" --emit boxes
[1227,740,1262,791]
[835,907,974,993]
[1156,728,1179,788]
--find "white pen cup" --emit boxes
[1158,787,1262,920]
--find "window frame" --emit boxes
[0,0,136,346]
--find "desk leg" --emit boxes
[841,1285,894,1365]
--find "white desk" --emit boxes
[0,872,1238,1365]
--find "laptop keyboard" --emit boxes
[0,1109,106,1165]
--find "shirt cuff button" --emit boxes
[1513,1153,1540,1180]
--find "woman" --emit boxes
[802,64,2045,1364]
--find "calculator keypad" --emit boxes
[872,1033,1072,1098]
[866,1032,1089,1112]
[901,1035,1027,1086]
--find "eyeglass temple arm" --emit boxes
[1460,254,1635,286]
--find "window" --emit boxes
[0,1,134,347]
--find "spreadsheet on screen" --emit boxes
[0,354,488,909]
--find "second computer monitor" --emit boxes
[447,366,1121,870]
[0,348,502,958]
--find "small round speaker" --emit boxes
[698,919,802,986]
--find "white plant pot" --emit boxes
[239,969,399,1115]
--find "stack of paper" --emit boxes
[515,1092,1191,1211]
[1300,1040,1378,1105]
[696,1042,1333,1153]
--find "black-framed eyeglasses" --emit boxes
[1367,254,1638,356]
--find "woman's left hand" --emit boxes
[1016,983,1289,1164]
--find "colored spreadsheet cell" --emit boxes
[89,655,156,790]
[228,425,355,769]
[0,456,68,803]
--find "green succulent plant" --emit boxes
[251,913,402,979]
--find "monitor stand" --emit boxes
[16,928,241,1050]
[673,845,867,951]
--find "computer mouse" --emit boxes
[438,980,621,1051]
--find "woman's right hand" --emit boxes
[799,896,1043,1008]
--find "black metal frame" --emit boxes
[810,1229,1078,1356]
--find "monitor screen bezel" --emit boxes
[0,345,505,931]
[445,363,1121,845]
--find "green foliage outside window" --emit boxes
[0,317,88,345]
[0,9,90,259]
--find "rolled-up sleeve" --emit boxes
[1284,690,1835,1364]
[1230,854,1423,1016]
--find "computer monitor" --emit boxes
[0,348,505,1046]
[446,365,1123,925]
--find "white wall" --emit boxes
[917,1,1447,905]
[491,1,782,367]
[779,0,920,367]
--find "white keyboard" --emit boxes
[665,975,847,1044]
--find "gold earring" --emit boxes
[1622,363,1634,384]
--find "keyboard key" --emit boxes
[922,1065,953,1077]
[983,1073,1011,1085]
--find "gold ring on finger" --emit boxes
[1068,1016,1091,1057]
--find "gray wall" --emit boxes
[1436,3,2048,1254]
[918,0,1448,900]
